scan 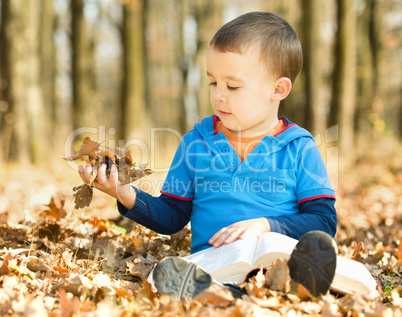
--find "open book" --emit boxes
[184,232,377,295]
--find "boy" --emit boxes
[79,12,337,299]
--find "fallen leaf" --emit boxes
[0,252,13,276]
[59,289,80,317]
[298,301,323,314]
[42,196,66,220]
[265,258,290,292]
[193,284,234,306]
[73,183,93,209]
[64,137,100,162]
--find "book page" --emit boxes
[331,256,377,294]
[184,236,259,282]
[253,232,298,268]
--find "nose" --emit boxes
[210,86,226,104]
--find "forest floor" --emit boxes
[0,157,401,316]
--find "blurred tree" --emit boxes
[328,0,357,157]
[145,0,188,158]
[119,0,149,142]
[355,0,378,147]
[71,0,95,129]
[194,0,223,120]
[40,0,57,152]
[0,0,45,163]
[275,0,305,128]
[301,0,327,134]
[26,0,46,163]
[177,0,189,133]
[0,0,13,161]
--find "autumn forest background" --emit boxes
[0,0,402,316]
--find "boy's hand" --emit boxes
[78,162,136,209]
[208,218,271,248]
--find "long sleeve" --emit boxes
[267,198,337,239]
[117,188,193,235]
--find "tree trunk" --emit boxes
[176,0,189,134]
[328,0,357,158]
[40,0,57,152]
[355,0,377,151]
[0,0,13,161]
[0,0,43,163]
[194,0,222,121]
[71,0,93,130]
[301,0,326,134]
[120,0,148,143]
[26,0,46,163]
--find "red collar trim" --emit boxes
[213,115,221,135]
[274,118,296,137]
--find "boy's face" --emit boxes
[206,46,279,137]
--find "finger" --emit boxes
[97,163,107,184]
[78,165,85,180]
[209,227,228,245]
[81,162,92,183]
[223,227,246,245]
[110,164,118,181]
[212,227,245,248]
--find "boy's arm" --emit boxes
[266,198,337,239]
[117,190,192,234]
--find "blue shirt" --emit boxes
[118,116,336,253]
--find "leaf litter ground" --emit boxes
[0,159,401,316]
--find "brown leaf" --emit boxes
[297,283,312,300]
[65,273,93,297]
[126,258,153,280]
[0,252,13,276]
[73,183,93,209]
[118,164,152,185]
[64,137,101,162]
[265,258,290,292]
[27,257,50,273]
[59,289,80,317]
[249,295,282,309]
[193,284,234,306]
[298,301,323,314]
[42,196,66,220]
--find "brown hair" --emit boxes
[210,12,303,84]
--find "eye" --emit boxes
[209,82,217,87]
[227,85,238,91]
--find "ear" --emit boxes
[271,77,292,101]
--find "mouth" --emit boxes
[217,110,231,116]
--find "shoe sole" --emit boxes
[152,257,212,300]
[288,231,337,296]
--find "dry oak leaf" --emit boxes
[265,258,290,292]
[0,252,13,276]
[64,137,100,162]
[65,273,93,297]
[193,284,235,306]
[126,260,153,280]
[42,196,66,220]
[72,183,93,209]
[59,289,80,317]
[249,295,283,309]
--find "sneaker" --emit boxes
[287,230,337,297]
[152,256,212,300]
